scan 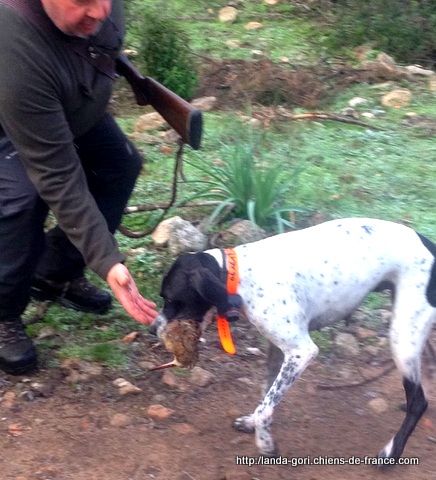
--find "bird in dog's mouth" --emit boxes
[149,319,201,371]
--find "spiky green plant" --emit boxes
[187,141,303,233]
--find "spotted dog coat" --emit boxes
[158,218,436,458]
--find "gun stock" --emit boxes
[116,55,203,150]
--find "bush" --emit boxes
[139,10,198,100]
[187,133,303,233]
[326,0,436,66]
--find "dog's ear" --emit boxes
[189,267,228,315]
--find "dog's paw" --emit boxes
[233,415,255,434]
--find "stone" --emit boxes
[245,21,263,30]
[191,96,217,111]
[334,332,360,358]
[405,65,434,77]
[381,89,412,108]
[110,413,133,428]
[147,404,175,420]
[368,397,389,414]
[212,219,266,247]
[134,112,166,133]
[161,370,180,388]
[218,6,238,23]
[188,366,215,387]
[113,378,142,395]
[151,216,183,247]
[225,39,241,49]
[168,218,208,255]
[61,359,103,383]
[348,97,368,107]
[355,327,377,340]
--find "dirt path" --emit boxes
[1,322,436,480]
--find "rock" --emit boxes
[138,360,155,370]
[211,219,267,247]
[218,6,238,23]
[110,413,133,428]
[368,397,389,414]
[381,89,412,108]
[355,327,377,340]
[191,96,217,111]
[152,394,167,403]
[237,377,255,386]
[1,391,16,409]
[245,21,263,30]
[147,404,175,420]
[134,112,166,133]
[168,218,208,255]
[280,56,290,63]
[188,366,215,387]
[246,347,264,356]
[36,326,57,340]
[170,423,198,435]
[363,345,381,357]
[405,65,435,77]
[251,49,264,59]
[334,333,360,358]
[361,112,375,119]
[161,370,180,388]
[61,359,103,383]
[348,97,368,107]
[265,0,278,4]
[113,378,142,395]
[160,129,181,144]
[151,216,183,247]
[340,107,359,118]
[225,39,241,49]
[30,381,54,398]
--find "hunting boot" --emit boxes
[30,276,112,314]
[0,318,37,375]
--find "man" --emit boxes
[0,0,158,375]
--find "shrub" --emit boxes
[187,135,303,233]
[326,0,436,66]
[139,10,198,100]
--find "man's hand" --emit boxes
[106,263,158,325]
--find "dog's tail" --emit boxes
[418,233,436,307]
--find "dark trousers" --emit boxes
[0,113,142,319]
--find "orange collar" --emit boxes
[216,248,239,355]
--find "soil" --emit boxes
[1,317,436,480]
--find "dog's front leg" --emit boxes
[234,335,318,456]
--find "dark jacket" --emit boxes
[0,0,126,278]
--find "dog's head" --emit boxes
[153,252,241,368]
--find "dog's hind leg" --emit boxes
[379,295,435,460]
[266,341,284,392]
[234,332,318,455]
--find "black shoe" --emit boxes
[0,318,38,375]
[30,276,112,314]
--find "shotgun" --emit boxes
[115,55,203,150]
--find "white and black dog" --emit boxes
[157,218,436,459]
